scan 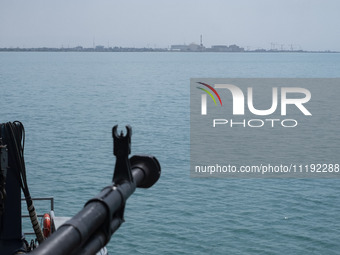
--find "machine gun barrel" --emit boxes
[31,156,160,255]
[30,126,161,255]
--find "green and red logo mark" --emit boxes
[196,82,222,115]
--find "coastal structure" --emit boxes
[169,35,244,52]
[209,44,244,52]
[170,43,244,52]
[170,43,205,52]
[0,35,335,53]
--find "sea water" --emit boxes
[0,52,340,254]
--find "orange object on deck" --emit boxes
[42,213,51,238]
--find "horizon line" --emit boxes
[0,46,338,53]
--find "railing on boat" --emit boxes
[21,197,54,236]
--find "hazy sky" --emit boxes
[1,0,340,51]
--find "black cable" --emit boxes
[4,121,44,244]
[0,137,8,230]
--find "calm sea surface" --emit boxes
[1,52,340,254]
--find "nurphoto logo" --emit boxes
[196,81,312,128]
[191,78,340,178]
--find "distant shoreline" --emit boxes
[0,47,338,53]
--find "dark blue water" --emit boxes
[1,52,340,254]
